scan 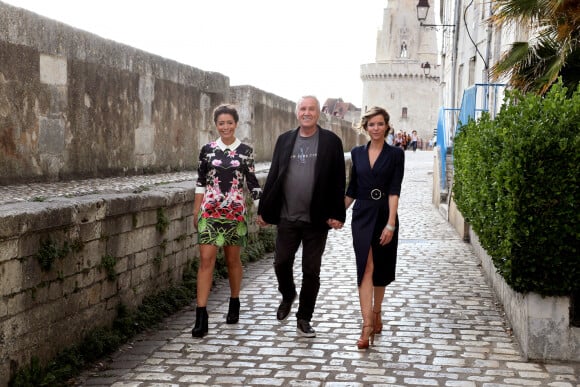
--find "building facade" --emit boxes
[361,0,440,142]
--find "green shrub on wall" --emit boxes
[453,81,580,296]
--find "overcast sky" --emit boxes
[4,0,388,107]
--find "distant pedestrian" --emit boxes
[191,104,262,338]
[257,95,346,338]
[386,128,395,146]
[345,106,405,349]
[410,130,418,152]
[394,131,404,149]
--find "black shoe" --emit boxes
[297,319,316,338]
[226,297,240,324]
[191,306,208,338]
[276,293,297,321]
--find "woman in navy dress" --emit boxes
[345,106,405,349]
[191,104,262,338]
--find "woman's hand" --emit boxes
[379,224,395,245]
[327,219,343,229]
[256,215,268,227]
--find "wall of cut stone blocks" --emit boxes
[0,2,361,186]
[0,181,200,383]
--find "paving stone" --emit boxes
[8,151,576,386]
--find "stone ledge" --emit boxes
[469,228,580,362]
[433,151,579,362]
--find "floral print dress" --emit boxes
[195,138,262,247]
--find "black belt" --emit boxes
[360,188,386,201]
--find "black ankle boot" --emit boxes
[191,306,208,338]
[226,297,240,324]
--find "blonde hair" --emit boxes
[356,106,391,138]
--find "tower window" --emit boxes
[402,107,408,118]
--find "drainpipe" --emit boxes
[485,2,494,115]
[449,0,461,142]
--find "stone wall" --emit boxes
[0,181,198,384]
[470,230,580,362]
[0,2,232,184]
[0,2,361,186]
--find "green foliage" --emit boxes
[8,357,44,387]
[9,261,198,387]
[156,208,170,234]
[490,0,580,95]
[35,239,71,271]
[70,239,84,253]
[453,80,580,295]
[154,239,168,267]
[242,227,276,264]
[153,252,163,266]
[99,255,117,281]
[9,221,276,386]
[132,185,150,193]
[211,227,277,282]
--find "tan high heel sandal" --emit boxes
[373,310,383,334]
[357,324,375,349]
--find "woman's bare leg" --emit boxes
[196,244,218,307]
[358,250,375,326]
[224,245,242,297]
[373,286,386,312]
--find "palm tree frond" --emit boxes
[490,0,580,93]
[491,42,530,78]
[491,0,545,25]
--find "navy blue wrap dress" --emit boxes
[346,142,405,287]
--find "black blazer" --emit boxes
[258,126,346,228]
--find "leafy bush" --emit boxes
[35,239,70,271]
[453,80,580,295]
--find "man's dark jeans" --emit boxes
[274,218,329,322]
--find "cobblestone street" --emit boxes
[7,151,577,386]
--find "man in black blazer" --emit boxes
[257,95,346,338]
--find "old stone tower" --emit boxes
[361,0,439,142]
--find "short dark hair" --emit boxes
[213,104,239,124]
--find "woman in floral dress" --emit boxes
[191,104,262,338]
